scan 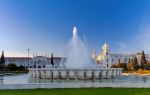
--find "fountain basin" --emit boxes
[28,68,122,80]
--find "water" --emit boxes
[65,27,90,68]
[1,74,150,84]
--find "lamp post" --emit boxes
[27,48,30,69]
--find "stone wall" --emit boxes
[29,68,122,80]
[0,83,150,89]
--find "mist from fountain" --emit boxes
[65,26,90,68]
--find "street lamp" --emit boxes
[27,48,31,69]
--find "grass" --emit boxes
[0,88,150,95]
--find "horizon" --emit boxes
[1,0,150,57]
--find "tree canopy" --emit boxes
[141,50,146,67]
[0,51,5,71]
[51,53,54,65]
[127,58,131,70]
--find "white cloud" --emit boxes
[115,23,150,54]
[135,25,150,53]
[4,51,28,57]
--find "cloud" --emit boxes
[115,23,150,54]
[115,42,128,53]
[4,51,29,57]
[135,24,150,53]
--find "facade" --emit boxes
[92,42,150,68]
[30,56,49,68]
[5,57,33,68]
[30,55,64,68]
[5,55,64,68]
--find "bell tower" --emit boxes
[102,42,110,56]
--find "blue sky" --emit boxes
[0,0,150,57]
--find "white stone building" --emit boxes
[5,57,33,68]
[92,42,150,68]
[5,55,64,68]
[30,56,49,68]
[29,55,64,68]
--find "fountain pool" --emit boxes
[1,74,150,84]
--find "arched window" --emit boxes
[118,58,121,63]
[43,65,45,68]
[124,58,127,63]
[34,65,36,68]
[106,58,108,63]
[111,58,114,63]
[131,59,133,63]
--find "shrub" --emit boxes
[5,63,17,71]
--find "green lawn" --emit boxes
[0,88,150,95]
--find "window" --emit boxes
[107,59,108,63]
[43,65,45,68]
[111,58,114,63]
[131,59,133,63]
[124,58,127,63]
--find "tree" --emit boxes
[0,51,5,71]
[132,55,139,70]
[117,58,121,68]
[143,64,150,70]
[116,62,127,71]
[111,64,117,68]
[141,50,146,68]
[51,53,54,66]
[121,63,127,70]
[118,58,121,64]
[127,58,131,71]
[5,63,17,71]
[117,63,121,68]
[1,51,5,64]
[133,56,138,66]
[17,65,25,71]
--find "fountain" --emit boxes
[65,26,89,68]
[28,27,122,80]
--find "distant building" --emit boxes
[5,55,64,68]
[30,55,64,68]
[91,50,97,64]
[5,57,33,68]
[94,42,150,68]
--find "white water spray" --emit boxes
[65,26,90,68]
